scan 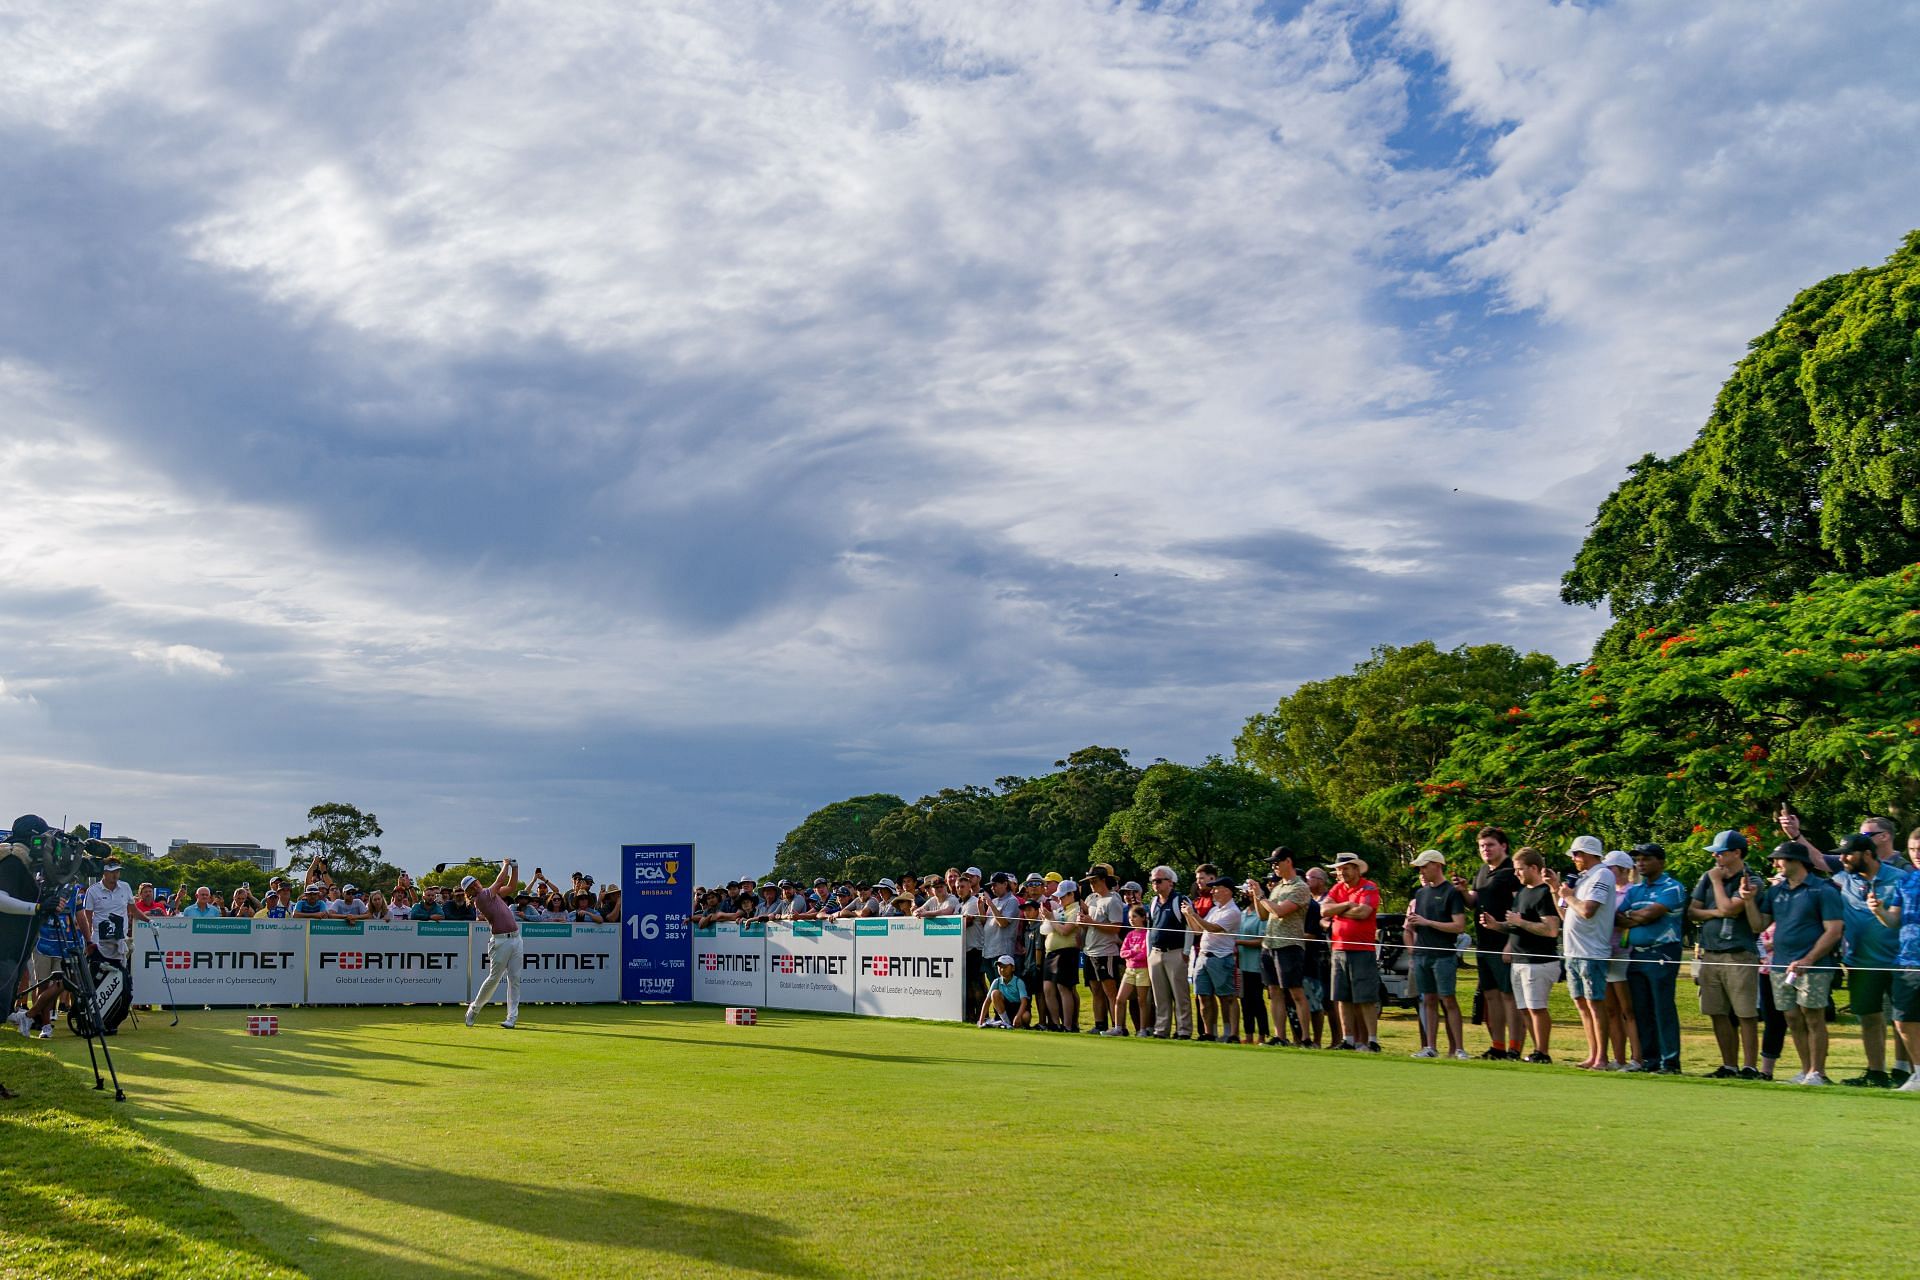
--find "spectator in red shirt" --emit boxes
[1321,852,1382,1052]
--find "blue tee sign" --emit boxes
[621,843,692,1001]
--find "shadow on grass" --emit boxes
[543,1026,1065,1070]
[0,1046,299,1278]
[152,1129,835,1278]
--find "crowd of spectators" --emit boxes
[691,812,1920,1089]
[111,859,621,927]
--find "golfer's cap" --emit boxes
[102,859,122,872]
[1053,879,1079,897]
[996,955,1016,968]
[1706,829,1748,853]
[1566,835,1605,859]
[964,866,983,879]
[1601,851,1634,872]
[459,875,479,890]
[1120,881,1143,893]
[1410,849,1447,868]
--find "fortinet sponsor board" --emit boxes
[853,917,963,1021]
[472,922,620,1003]
[763,920,855,1014]
[692,922,766,1006]
[306,920,471,1004]
[132,917,305,1006]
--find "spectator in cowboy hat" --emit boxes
[1321,852,1382,1052]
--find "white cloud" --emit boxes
[130,643,232,678]
[0,2,1914,873]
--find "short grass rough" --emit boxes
[3,1000,1916,1279]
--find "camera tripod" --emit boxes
[13,905,127,1101]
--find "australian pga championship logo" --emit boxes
[632,857,679,886]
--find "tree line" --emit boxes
[775,230,1920,897]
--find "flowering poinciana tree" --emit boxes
[1377,566,1920,875]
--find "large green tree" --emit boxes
[1234,641,1557,861]
[769,793,906,886]
[284,802,402,888]
[1090,758,1366,894]
[1383,565,1920,885]
[1564,230,1920,653]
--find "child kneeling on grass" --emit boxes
[979,955,1031,1028]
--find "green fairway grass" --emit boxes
[3,1001,1915,1278]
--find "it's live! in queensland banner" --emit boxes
[621,842,693,1001]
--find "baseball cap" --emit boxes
[813,877,830,887]
[1053,879,1079,897]
[301,881,323,894]
[778,879,795,889]
[991,871,1014,886]
[1119,881,1143,893]
[963,866,983,879]
[1831,833,1876,858]
[995,954,1016,967]
[459,875,479,890]
[102,858,122,872]
[1566,835,1605,859]
[343,883,359,893]
[1043,871,1063,884]
[1269,847,1296,865]
[1630,843,1666,862]
[1705,829,1748,853]
[1601,851,1634,872]
[1410,849,1447,868]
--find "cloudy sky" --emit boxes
[2,1,1915,883]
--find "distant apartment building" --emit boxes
[169,839,278,873]
[102,837,152,857]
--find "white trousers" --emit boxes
[470,931,524,1020]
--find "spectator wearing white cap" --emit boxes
[1600,850,1643,1072]
[978,955,1030,1028]
[1040,880,1084,1031]
[1555,836,1617,1070]
[1145,866,1193,1038]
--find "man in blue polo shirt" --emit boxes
[1748,841,1845,1085]
[1828,833,1910,1088]
[1866,869,1920,1092]
[1618,843,1687,1074]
